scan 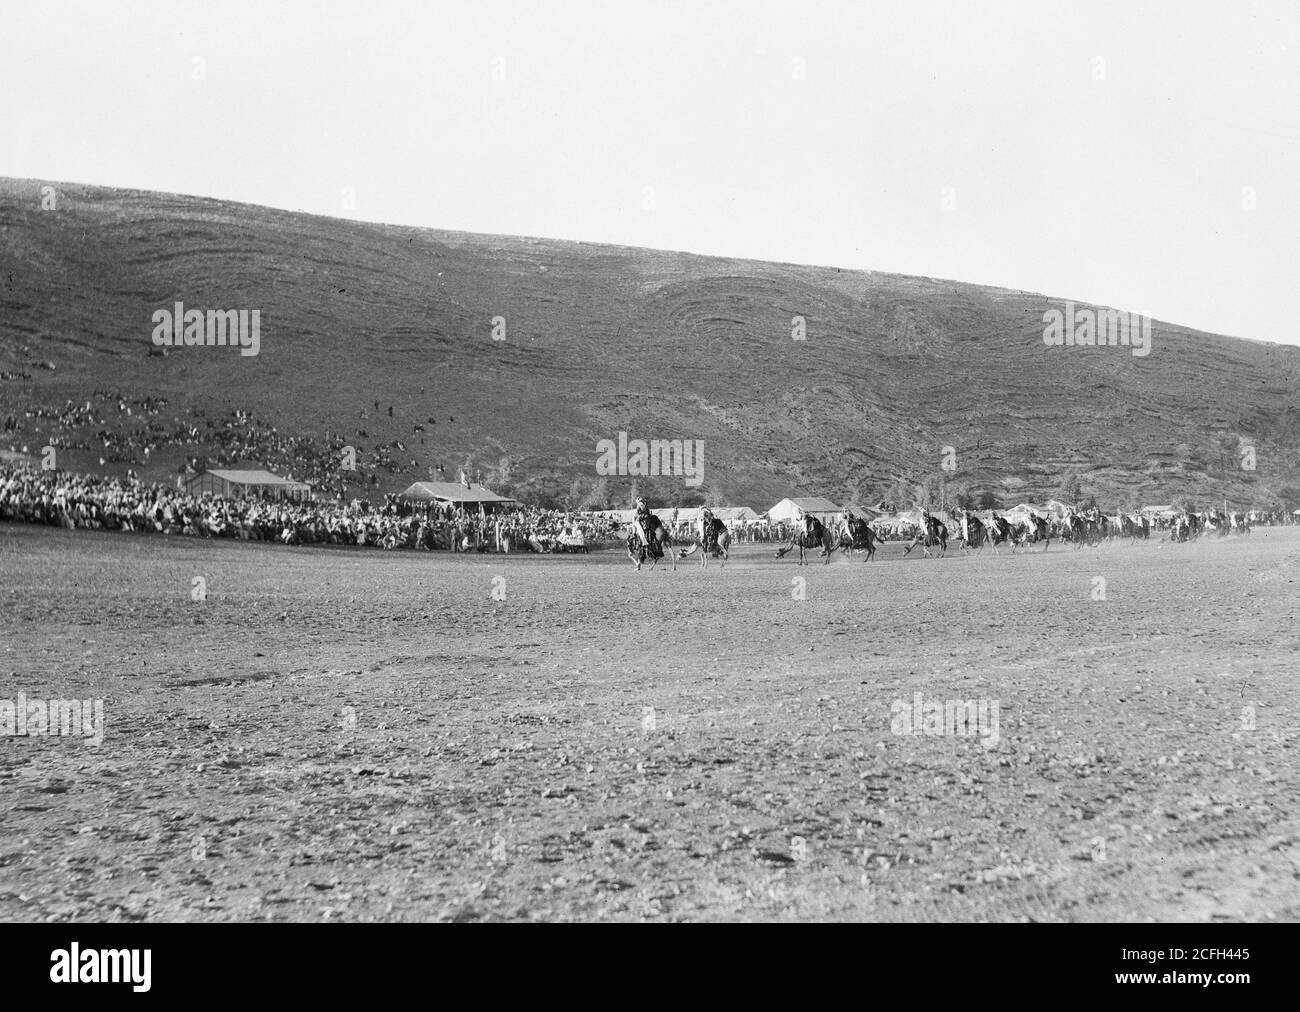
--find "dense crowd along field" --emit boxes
[1,522,1296,921]
[3,464,1289,562]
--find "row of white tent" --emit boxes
[585,498,1253,530]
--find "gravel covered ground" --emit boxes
[1,523,1297,922]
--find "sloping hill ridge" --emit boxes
[2,177,1298,509]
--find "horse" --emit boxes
[1007,521,1035,552]
[988,514,1015,552]
[627,514,676,571]
[957,511,992,554]
[1026,512,1051,551]
[841,516,881,561]
[775,515,836,565]
[679,514,731,568]
[902,513,947,558]
[1065,513,1089,549]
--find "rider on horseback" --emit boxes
[701,506,717,551]
[633,497,661,559]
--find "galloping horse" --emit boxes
[841,516,882,561]
[628,514,676,571]
[679,513,731,568]
[1027,512,1051,551]
[902,512,948,558]
[775,514,836,565]
[1065,512,1089,549]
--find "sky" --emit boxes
[3,0,1298,345]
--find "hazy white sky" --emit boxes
[4,1,1298,345]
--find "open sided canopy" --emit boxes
[397,481,517,509]
[185,468,312,501]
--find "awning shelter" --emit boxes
[396,481,517,512]
[184,468,313,501]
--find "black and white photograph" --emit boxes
[1,0,1297,964]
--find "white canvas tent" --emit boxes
[1003,502,1048,524]
[766,497,842,524]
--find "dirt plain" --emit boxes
[0,523,1297,922]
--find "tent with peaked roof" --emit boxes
[766,497,842,524]
[1003,502,1048,524]
[714,506,760,525]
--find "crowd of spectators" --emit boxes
[0,464,627,553]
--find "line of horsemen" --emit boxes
[627,498,1253,569]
